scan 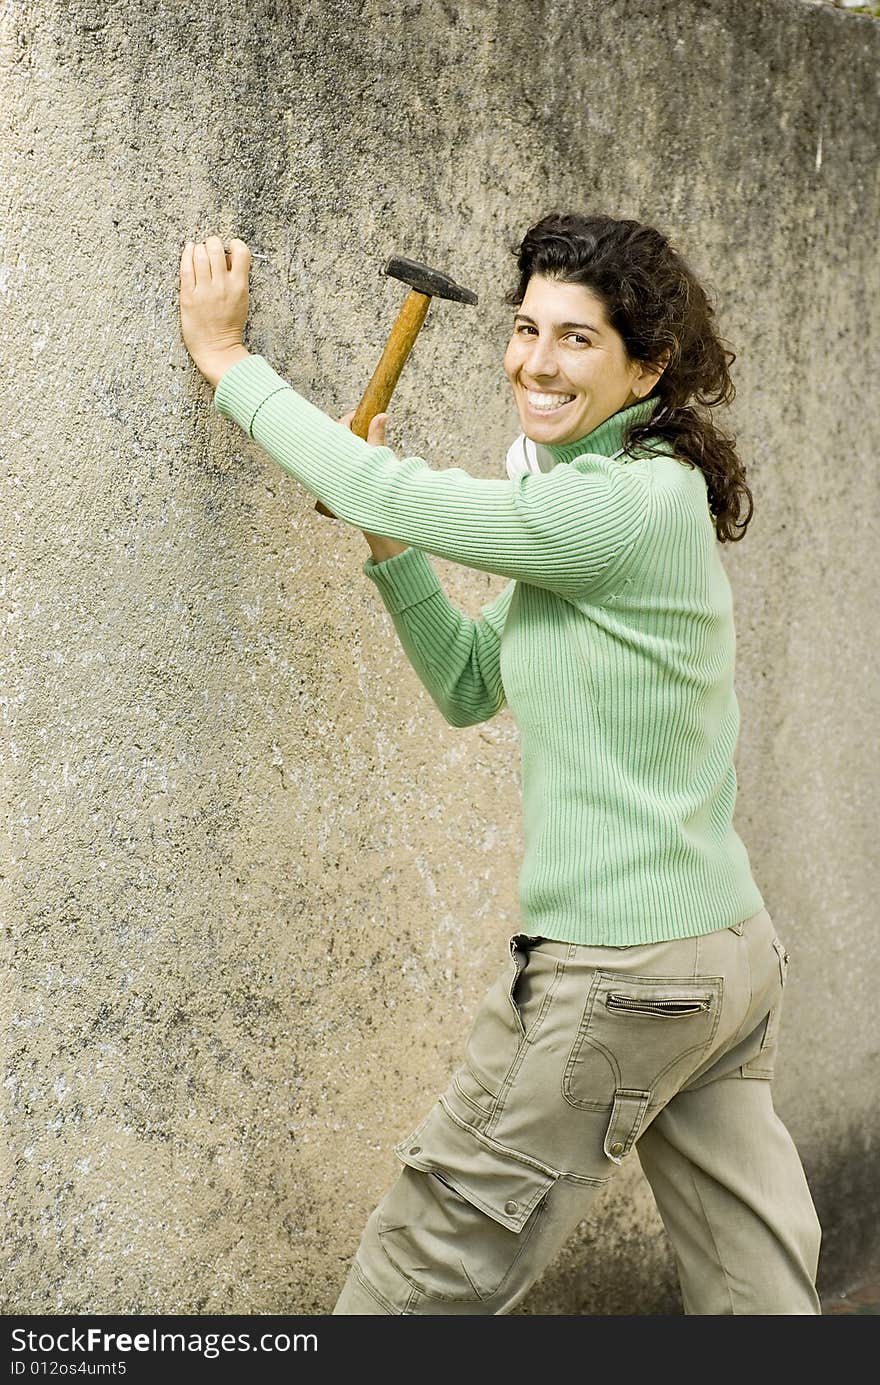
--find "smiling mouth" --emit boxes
[524,389,576,414]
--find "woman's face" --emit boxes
[503,274,660,445]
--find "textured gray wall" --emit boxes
[1,0,877,1314]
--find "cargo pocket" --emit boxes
[563,971,723,1113]
[377,1099,557,1303]
[742,937,789,1080]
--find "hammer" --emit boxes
[314,255,478,518]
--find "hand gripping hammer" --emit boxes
[314,255,478,517]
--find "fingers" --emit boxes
[367,412,388,446]
[180,241,195,290]
[205,235,226,279]
[192,241,210,285]
[337,411,388,440]
[184,236,251,287]
[228,238,252,274]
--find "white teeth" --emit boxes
[526,390,575,412]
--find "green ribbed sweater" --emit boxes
[214,354,764,945]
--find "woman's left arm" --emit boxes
[179,238,652,603]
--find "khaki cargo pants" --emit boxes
[333,907,822,1315]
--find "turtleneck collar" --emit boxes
[543,395,660,465]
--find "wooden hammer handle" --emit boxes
[314,289,431,518]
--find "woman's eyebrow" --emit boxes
[513,312,601,334]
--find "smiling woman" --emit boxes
[502,212,754,543]
[504,276,664,445]
[180,211,821,1316]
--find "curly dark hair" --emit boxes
[505,212,754,543]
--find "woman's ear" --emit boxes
[631,350,671,399]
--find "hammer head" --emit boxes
[384,255,478,305]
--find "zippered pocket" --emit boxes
[563,971,723,1112]
[605,993,710,1018]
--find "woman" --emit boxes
[179,212,822,1315]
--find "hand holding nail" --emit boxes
[179,235,253,387]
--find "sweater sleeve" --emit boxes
[361,546,514,727]
[213,355,652,602]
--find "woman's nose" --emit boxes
[527,334,559,379]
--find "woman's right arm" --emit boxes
[363,545,514,728]
[335,412,513,728]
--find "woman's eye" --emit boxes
[568,334,591,347]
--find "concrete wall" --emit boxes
[2,0,877,1314]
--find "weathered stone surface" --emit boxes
[1,0,877,1314]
